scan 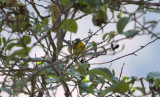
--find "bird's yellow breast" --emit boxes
[73,41,85,55]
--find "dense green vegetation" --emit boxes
[0,0,160,97]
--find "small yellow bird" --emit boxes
[64,38,85,55]
[72,38,85,55]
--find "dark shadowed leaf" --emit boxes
[2,37,6,46]
[60,0,70,5]
[0,37,1,46]
[104,0,112,4]
[89,83,94,94]
[23,36,31,44]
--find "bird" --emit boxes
[62,38,86,55]
[71,38,86,55]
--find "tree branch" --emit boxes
[91,37,160,65]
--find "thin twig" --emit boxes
[91,37,159,65]
[119,63,125,80]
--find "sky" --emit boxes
[63,10,160,78]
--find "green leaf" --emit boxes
[46,75,57,78]
[83,76,88,82]
[61,19,78,33]
[117,12,122,19]
[146,71,160,81]
[10,47,31,58]
[4,39,17,49]
[101,46,107,54]
[98,87,112,97]
[18,36,31,45]
[145,20,158,24]
[42,18,49,25]
[67,68,81,80]
[149,9,160,13]
[1,0,7,3]
[0,37,2,46]
[154,79,160,87]
[93,77,105,84]
[76,62,89,75]
[6,43,22,51]
[60,0,70,5]
[35,24,43,33]
[23,36,31,44]
[99,80,129,97]
[86,0,103,8]
[92,41,97,52]
[34,17,39,25]
[75,0,92,13]
[0,87,11,95]
[86,43,92,50]
[112,69,115,76]
[103,0,112,4]
[108,31,115,42]
[78,82,89,94]
[130,76,138,83]
[41,18,50,32]
[117,17,129,34]
[123,30,138,38]
[87,68,118,84]
[151,33,160,39]
[45,77,58,84]
[89,83,94,94]
[2,37,6,45]
[136,9,146,14]
[12,79,27,93]
[146,71,160,87]
[135,87,146,94]
[102,33,109,40]
[112,80,130,93]
[92,9,108,26]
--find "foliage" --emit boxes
[0,0,160,97]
